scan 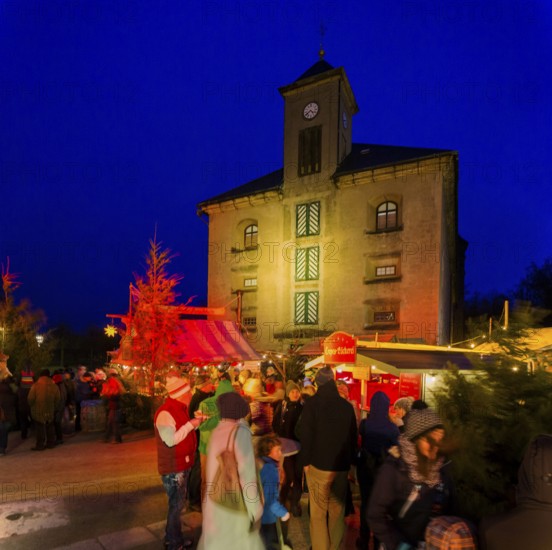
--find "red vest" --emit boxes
[154,398,197,475]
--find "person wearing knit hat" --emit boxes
[154,375,207,549]
[273,379,303,517]
[197,385,264,549]
[285,380,301,398]
[404,408,444,442]
[314,365,335,387]
[392,396,415,433]
[368,407,453,550]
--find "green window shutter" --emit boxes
[296,248,307,280]
[296,201,320,237]
[295,292,306,323]
[307,247,319,280]
[308,202,320,235]
[306,292,319,324]
[295,291,319,324]
[297,204,307,237]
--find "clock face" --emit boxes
[303,102,319,120]
[342,111,348,129]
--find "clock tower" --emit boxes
[278,55,358,194]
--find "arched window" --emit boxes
[376,201,398,231]
[244,224,258,248]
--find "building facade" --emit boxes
[197,58,465,351]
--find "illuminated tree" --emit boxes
[130,237,183,395]
[0,258,52,374]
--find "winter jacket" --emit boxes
[28,375,61,423]
[260,456,288,525]
[297,380,357,472]
[198,380,234,454]
[272,398,302,441]
[189,387,213,418]
[367,453,453,550]
[359,391,400,461]
[154,397,196,475]
[0,378,17,425]
[197,419,264,550]
[480,434,552,550]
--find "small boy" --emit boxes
[257,434,292,549]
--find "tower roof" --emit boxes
[294,59,335,82]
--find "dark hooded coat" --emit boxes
[480,434,552,550]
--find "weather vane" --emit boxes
[319,22,326,59]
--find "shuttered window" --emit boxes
[295,292,319,325]
[296,246,319,281]
[296,201,320,237]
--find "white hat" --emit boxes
[165,377,191,399]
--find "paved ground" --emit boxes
[0,426,361,549]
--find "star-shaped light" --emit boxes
[104,325,118,337]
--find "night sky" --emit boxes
[1,1,551,332]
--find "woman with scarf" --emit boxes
[367,408,454,550]
[356,391,400,550]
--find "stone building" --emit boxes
[197,57,465,351]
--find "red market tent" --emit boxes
[110,319,260,366]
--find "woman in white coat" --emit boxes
[197,391,264,550]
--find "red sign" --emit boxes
[323,331,357,364]
[398,373,422,399]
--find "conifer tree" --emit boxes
[0,258,52,374]
[433,302,552,520]
[130,237,182,395]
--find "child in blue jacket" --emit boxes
[257,434,292,549]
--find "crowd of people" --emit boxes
[152,366,455,550]
[2,358,551,549]
[153,365,552,550]
[0,362,126,452]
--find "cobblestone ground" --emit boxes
[281,485,362,550]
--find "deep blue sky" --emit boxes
[1,1,551,331]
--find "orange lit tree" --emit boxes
[130,237,183,395]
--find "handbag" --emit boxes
[209,424,247,512]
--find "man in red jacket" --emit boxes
[154,375,206,550]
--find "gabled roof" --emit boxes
[334,143,455,178]
[197,168,283,210]
[197,143,455,209]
